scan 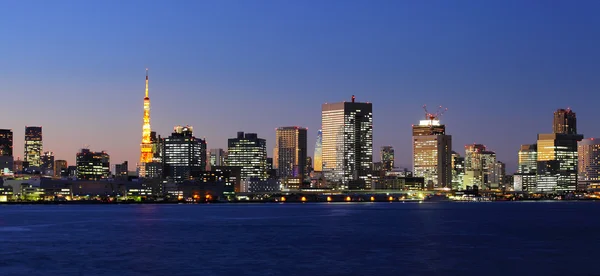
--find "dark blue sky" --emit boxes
[1,0,599,172]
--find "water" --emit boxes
[0,202,598,276]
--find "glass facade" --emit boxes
[321,100,373,189]
[313,130,323,171]
[274,127,307,179]
[24,126,42,167]
[76,149,110,180]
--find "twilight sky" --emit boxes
[1,0,599,173]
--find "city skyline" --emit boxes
[2,1,600,173]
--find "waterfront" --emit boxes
[1,202,598,275]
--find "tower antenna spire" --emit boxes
[145,68,149,98]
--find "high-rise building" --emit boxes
[115,161,129,179]
[412,117,452,189]
[313,130,323,171]
[305,156,313,175]
[163,125,207,182]
[578,138,600,190]
[463,144,499,189]
[54,160,67,177]
[209,149,226,167]
[40,151,54,175]
[24,126,42,167]
[322,96,373,189]
[553,108,577,135]
[76,148,110,180]
[274,126,307,179]
[150,131,163,163]
[536,133,583,192]
[381,146,394,171]
[139,69,153,177]
[0,129,13,157]
[226,132,267,192]
[514,144,537,192]
[451,152,465,190]
[463,144,486,188]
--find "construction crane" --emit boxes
[422,105,448,122]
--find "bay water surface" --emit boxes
[0,202,598,275]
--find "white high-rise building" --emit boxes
[321,96,373,190]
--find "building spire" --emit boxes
[145,68,149,98]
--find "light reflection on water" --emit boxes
[0,202,598,275]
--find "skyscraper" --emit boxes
[0,129,13,157]
[514,144,538,192]
[534,108,583,193]
[313,130,323,171]
[553,108,577,135]
[463,144,499,189]
[463,144,486,188]
[536,133,583,192]
[209,148,226,167]
[54,160,67,177]
[380,146,394,171]
[227,132,267,192]
[115,161,129,179]
[321,96,373,189]
[139,69,153,177]
[451,152,465,190]
[412,116,452,189]
[76,148,110,180]
[274,126,307,179]
[578,138,600,190]
[41,151,54,175]
[163,126,207,182]
[24,126,42,167]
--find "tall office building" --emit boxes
[150,131,163,163]
[381,146,394,171]
[163,126,207,182]
[274,127,307,179]
[322,96,373,189]
[24,126,42,167]
[227,132,267,192]
[451,152,465,190]
[463,144,499,189]
[578,138,600,190]
[514,144,537,192]
[553,108,577,135]
[139,69,153,177]
[209,149,226,167]
[412,117,452,189]
[536,133,583,192]
[54,160,67,177]
[40,151,54,175]
[76,148,110,180]
[115,161,129,178]
[0,129,13,172]
[306,156,313,175]
[313,130,323,171]
[0,129,13,156]
[535,108,583,193]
